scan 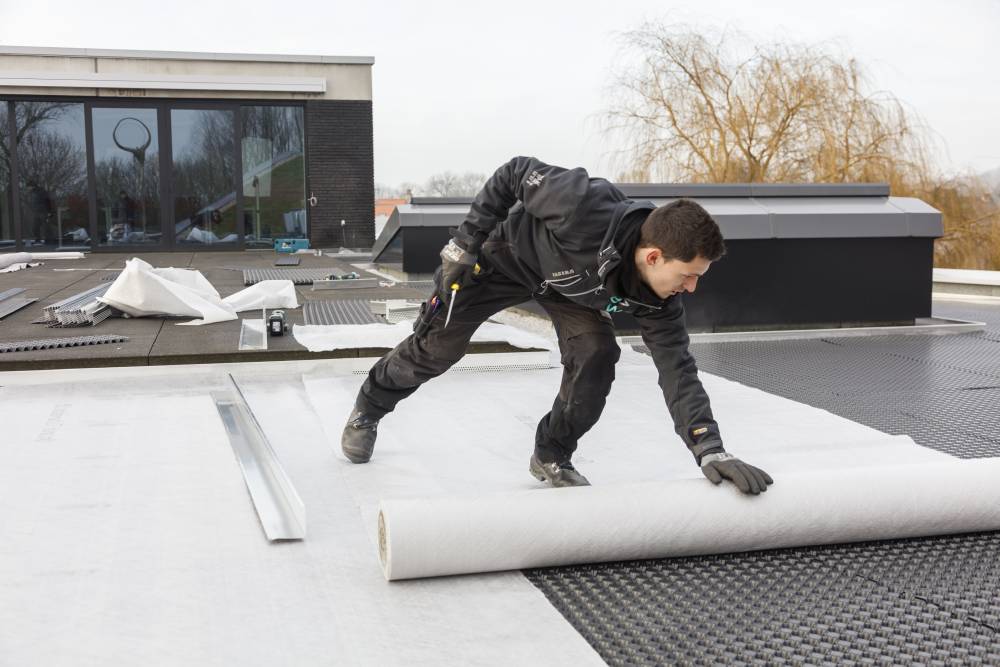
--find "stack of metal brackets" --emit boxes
[369,299,423,324]
[0,288,39,320]
[39,284,114,327]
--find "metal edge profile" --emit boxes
[212,374,306,541]
[0,297,39,319]
[311,278,379,290]
[0,72,327,94]
[0,287,27,302]
[617,317,986,345]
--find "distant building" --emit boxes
[375,197,407,238]
[0,46,374,252]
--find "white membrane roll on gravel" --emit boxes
[378,458,1000,581]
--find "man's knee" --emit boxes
[565,333,621,372]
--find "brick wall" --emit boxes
[305,100,374,248]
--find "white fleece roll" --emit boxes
[378,458,1000,580]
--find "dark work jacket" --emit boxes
[456,156,724,461]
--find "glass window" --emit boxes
[240,106,305,248]
[171,109,238,246]
[0,102,12,249]
[92,107,160,246]
[14,102,89,250]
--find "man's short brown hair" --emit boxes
[639,199,726,262]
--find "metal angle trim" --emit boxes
[0,297,39,320]
[0,287,27,302]
[212,374,306,541]
[238,318,267,351]
[311,278,379,290]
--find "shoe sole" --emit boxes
[342,446,372,464]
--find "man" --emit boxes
[342,156,773,495]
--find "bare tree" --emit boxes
[424,171,486,197]
[604,22,999,268]
[605,24,933,184]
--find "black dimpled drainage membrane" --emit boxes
[526,300,1000,665]
[302,299,382,325]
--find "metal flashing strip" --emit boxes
[303,299,381,325]
[0,287,27,302]
[243,268,336,285]
[0,297,39,320]
[212,375,306,541]
[238,318,267,351]
[0,334,127,354]
[311,278,379,290]
[0,45,374,65]
[618,317,985,346]
[0,71,327,94]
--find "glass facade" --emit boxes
[171,109,238,246]
[15,102,90,249]
[0,99,308,252]
[240,106,306,248]
[92,107,161,246]
[0,103,11,249]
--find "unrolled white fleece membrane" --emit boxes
[303,347,1000,581]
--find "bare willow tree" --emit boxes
[604,24,932,183]
[604,23,999,268]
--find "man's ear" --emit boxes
[644,248,661,266]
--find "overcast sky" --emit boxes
[1,0,996,187]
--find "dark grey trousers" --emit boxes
[356,241,621,463]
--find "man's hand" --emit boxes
[700,452,773,495]
[439,239,478,298]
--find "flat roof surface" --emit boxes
[0,251,516,371]
[1,251,998,663]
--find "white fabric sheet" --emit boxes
[293,320,554,352]
[0,353,981,664]
[222,280,298,312]
[99,257,297,326]
[0,362,602,666]
[0,252,38,272]
[301,349,982,581]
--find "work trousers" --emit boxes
[356,240,621,463]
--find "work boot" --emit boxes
[341,409,379,463]
[529,453,591,488]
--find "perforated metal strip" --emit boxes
[0,334,128,353]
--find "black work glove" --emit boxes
[700,452,773,495]
[438,239,479,299]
